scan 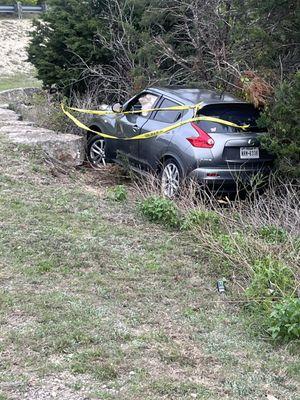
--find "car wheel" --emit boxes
[87,135,106,167]
[161,159,181,198]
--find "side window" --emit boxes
[139,94,159,116]
[152,98,182,123]
[126,93,159,116]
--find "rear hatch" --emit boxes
[196,103,274,168]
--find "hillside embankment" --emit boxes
[0,18,40,90]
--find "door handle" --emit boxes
[132,124,139,133]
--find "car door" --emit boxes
[115,92,160,165]
[138,97,184,170]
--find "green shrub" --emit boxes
[214,232,247,258]
[259,225,288,244]
[246,257,295,303]
[268,297,300,341]
[259,72,300,179]
[27,0,111,93]
[107,185,127,202]
[245,257,298,342]
[139,196,181,228]
[182,209,220,231]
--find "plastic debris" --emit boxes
[217,279,226,294]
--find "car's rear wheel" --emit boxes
[161,158,181,198]
[87,135,106,167]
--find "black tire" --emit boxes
[161,158,182,198]
[87,135,107,167]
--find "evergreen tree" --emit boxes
[259,72,300,178]
[28,0,109,92]
[234,0,299,78]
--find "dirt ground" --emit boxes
[0,18,35,77]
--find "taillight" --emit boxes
[187,122,215,148]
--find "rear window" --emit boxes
[197,103,266,133]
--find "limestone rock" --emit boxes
[0,87,41,105]
[0,107,85,167]
[0,108,19,122]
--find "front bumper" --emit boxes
[188,166,272,192]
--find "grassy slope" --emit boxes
[0,74,41,92]
[0,17,41,91]
[0,136,299,400]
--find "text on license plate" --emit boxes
[240,147,259,159]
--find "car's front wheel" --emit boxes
[87,135,106,167]
[161,158,182,198]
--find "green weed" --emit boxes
[181,209,220,231]
[150,379,211,398]
[28,259,55,276]
[268,298,300,342]
[107,185,128,202]
[259,225,288,243]
[286,361,300,378]
[139,196,181,227]
[245,257,298,342]
[246,257,295,303]
[216,233,237,255]
[71,349,119,380]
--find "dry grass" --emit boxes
[134,174,300,294]
[0,135,299,399]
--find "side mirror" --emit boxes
[112,103,123,113]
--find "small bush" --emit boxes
[216,234,237,255]
[246,257,295,303]
[182,209,220,231]
[259,225,288,244]
[268,297,300,341]
[107,185,127,202]
[139,196,181,228]
[244,257,298,342]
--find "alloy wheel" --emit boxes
[89,139,106,167]
[161,162,180,198]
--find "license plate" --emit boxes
[240,147,259,159]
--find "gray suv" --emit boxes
[87,87,274,196]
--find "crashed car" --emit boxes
[86,87,274,196]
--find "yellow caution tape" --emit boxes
[128,116,249,140]
[62,104,118,139]
[67,102,204,116]
[61,103,249,140]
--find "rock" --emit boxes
[0,107,85,167]
[0,107,34,128]
[0,125,85,166]
[0,87,41,105]
[0,107,20,122]
[0,120,34,128]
